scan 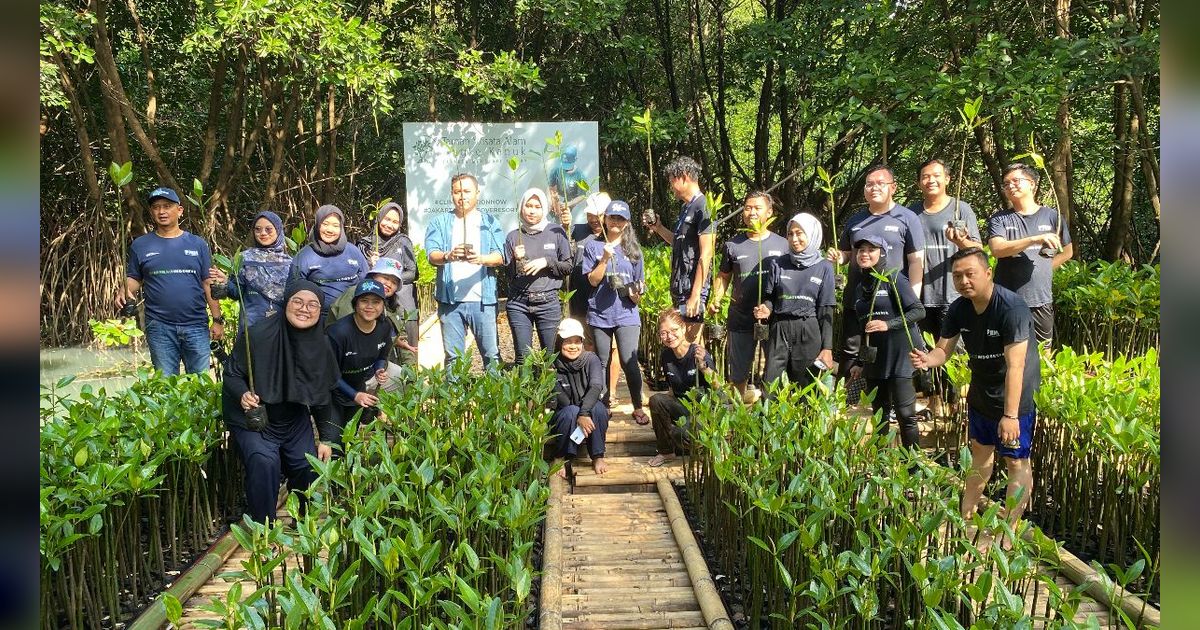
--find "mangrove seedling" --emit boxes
[950,97,991,234]
[817,165,847,290]
[1012,133,1066,259]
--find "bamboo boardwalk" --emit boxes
[137,318,1158,628]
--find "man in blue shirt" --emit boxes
[115,186,224,375]
[424,172,505,368]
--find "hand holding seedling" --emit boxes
[354,391,379,408]
[684,294,702,318]
[944,225,970,246]
[577,415,595,437]
[1038,233,1063,250]
[752,303,771,320]
[909,349,932,370]
[602,241,617,261]
[864,319,888,333]
[817,349,833,370]
[240,391,261,411]
[521,257,548,275]
[559,206,572,227]
[514,244,526,260]
[825,247,842,265]
[448,244,469,261]
[374,368,389,386]
[694,344,708,367]
[706,299,723,316]
[208,267,228,284]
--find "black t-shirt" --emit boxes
[660,343,715,399]
[854,271,924,379]
[941,284,1040,418]
[670,193,715,303]
[326,314,395,405]
[761,257,836,318]
[719,233,789,331]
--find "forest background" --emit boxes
[38,0,1159,347]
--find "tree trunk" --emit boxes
[198,55,228,185]
[51,51,102,214]
[1103,80,1135,260]
[973,123,1005,207]
[122,0,157,143]
[1050,0,1074,226]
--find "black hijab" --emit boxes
[232,280,339,407]
[309,205,348,256]
[359,202,407,259]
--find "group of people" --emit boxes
[117,152,1070,527]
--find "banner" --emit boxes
[402,121,600,249]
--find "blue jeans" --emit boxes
[145,319,210,375]
[506,298,561,364]
[438,301,499,369]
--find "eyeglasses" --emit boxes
[1003,178,1031,189]
[253,226,276,233]
[864,181,894,190]
[288,298,321,312]
[658,328,682,339]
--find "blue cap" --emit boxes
[561,145,578,166]
[147,187,180,204]
[368,258,403,283]
[352,279,387,303]
[853,234,888,251]
[605,200,631,221]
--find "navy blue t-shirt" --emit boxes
[327,314,395,405]
[719,233,789,331]
[660,343,715,399]
[670,193,715,304]
[291,244,369,309]
[126,231,212,326]
[839,204,925,297]
[941,284,1040,419]
[761,257,837,318]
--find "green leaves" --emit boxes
[107,161,133,188]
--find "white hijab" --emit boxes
[518,187,551,234]
[788,212,824,267]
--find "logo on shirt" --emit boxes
[1038,224,1052,231]
[850,226,863,232]
[145,251,159,258]
[884,225,900,233]
[377,342,388,350]
[344,351,356,356]
[308,265,322,270]
[767,250,783,256]
[780,273,793,280]
[184,249,199,257]
[349,259,360,266]
[809,277,823,285]
[735,255,748,260]
[543,243,556,251]
[986,329,1000,337]
[686,368,697,376]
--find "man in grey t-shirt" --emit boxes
[910,158,982,337]
[987,163,1073,344]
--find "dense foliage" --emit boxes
[39,0,1159,346]
[180,357,556,628]
[1053,260,1159,358]
[40,373,242,630]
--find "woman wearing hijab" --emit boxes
[850,234,926,448]
[290,204,369,314]
[222,280,340,523]
[753,213,837,390]
[357,201,419,357]
[504,187,573,364]
[582,200,649,424]
[210,211,292,327]
[548,318,609,477]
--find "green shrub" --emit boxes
[1053,260,1159,358]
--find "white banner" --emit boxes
[402,121,601,249]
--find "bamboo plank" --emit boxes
[561,610,706,628]
[540,472,568,630]
[657,479,735,630]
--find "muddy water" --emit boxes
[39,345,149,402]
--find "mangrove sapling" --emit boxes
[228,252,267,431]
[950,97,991,235]
[1012,133,1068,259]
[816,165,847,291]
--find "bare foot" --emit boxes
[592,457,608,475]
[647,453,674,468]
[556,465,568,480]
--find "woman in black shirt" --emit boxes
[648,309,715,467]
[222,280,340,523]
[851,235,925,448]
[548,318,609,476]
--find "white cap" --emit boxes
[582,192,612,216]
[557,318,585,340]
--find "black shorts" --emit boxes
[1029,304,1054,345]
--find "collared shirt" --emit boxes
[424,209,505,305]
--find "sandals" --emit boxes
[632,408,650,426]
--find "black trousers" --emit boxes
[649,393,690,455]
[230,416,317,523]
[865,377,920,448]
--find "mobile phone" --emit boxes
[570,426,586,444]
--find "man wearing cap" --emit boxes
[115,186,224,375]
[326,257,415,366]
[647,156,714,341]
[323,279,395,451]
[549,145,588,223]
[425,172,506,369]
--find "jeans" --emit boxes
[145,319,210,375]
[507,298,561,364]
[438,301,499,369]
